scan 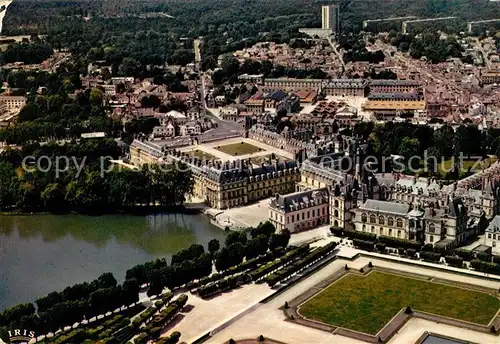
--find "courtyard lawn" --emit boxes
[215,142,264,156]
[186,149,217,161]
[437,157,497,176]
[299,271,500,335]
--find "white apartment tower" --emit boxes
[321,5,340,33]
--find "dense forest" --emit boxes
[0,138,195,213]
[1,0,498,73]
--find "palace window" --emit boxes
[397,230,402,238]
[429,224,435,234]
[488,233,492,239]
[369,214,376,224]
[334,200,339,207]
[378,215,385,225]
[361,213,367,223]
[396,218,403,228]
[430,236,434,243]
[334,210,339,217]
[388,217,394,226]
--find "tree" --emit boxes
[245,238,261,259]
[225,231,247,247]
[89,88,104,106]
[122,278,140,305]
[208,238,220,255]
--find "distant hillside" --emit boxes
[3,0,499,35]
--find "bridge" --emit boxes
[402,17,457,34]
[362,16,417,29]
[468,19,500,33]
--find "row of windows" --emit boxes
[361,213,403,228]
[362,225,403,238]
[487,233,499,240]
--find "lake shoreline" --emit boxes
[0,205,204,217]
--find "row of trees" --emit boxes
[0,221,285,335]
[124,221,288,296]
[0,273,140,335]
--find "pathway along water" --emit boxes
[0,213,226,310]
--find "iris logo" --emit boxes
[0,329,35,343]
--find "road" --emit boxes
[327,36,346,73]
[153,38,241,149]
[472,37,492,69]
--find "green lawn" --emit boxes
[215,142,264,156]
[299,271,500,335]
[186,149,217,161]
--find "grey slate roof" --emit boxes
[359,199,409,215]
[270,188,328,212]
[486,215,500,233]
[370,79,420,86]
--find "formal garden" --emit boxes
[299,271,500,335]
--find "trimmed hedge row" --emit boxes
[420,251,441,263]
[134,332,149,344]
[445,255,464,268]
[156,331,181,344]
[454,249,473,261]
[352,239,375,251]
[470,260,500,275]
[344,230,377,242]
[249,245,310,281]
[143,294,188,337]
[378,236,422,250]
[266,242,338,287]
[132,306,157,328]
[187,250,286,290]
[197,274,251,298]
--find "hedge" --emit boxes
[156,331,181,344]
[378,236,422,250]
[330,226,343,237]
[344,230,376,241]
[249,245,310,281]
[445,255,464,268]
[470,260,500,275]
[375,243,386,253]
[420,251,441,263]
[192,250,286,291]
[493,255,500,265]
[134,333,149,344]
[477,252,492,262]
[352,239,375,251]
[454,249,473,261]
[266,242,337,287]
[198,274,251,298]
[406,248,416,258]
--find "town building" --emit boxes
[321,5,340,33]
[323,79,367,97]
[0,95,27,111]
[481,70,500,85]
[362,92,426,114]
[485,215,500,254]
[369,79,420,94]
[269,188,329,233]
[262,78,324,92]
